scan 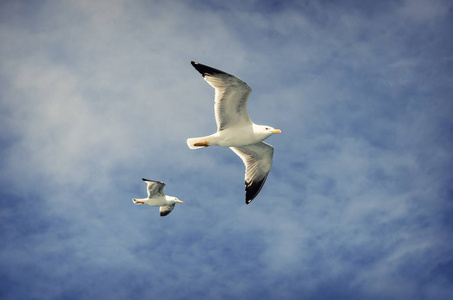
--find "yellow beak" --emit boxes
[271,129,281,134]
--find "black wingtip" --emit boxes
[160,211,171,217]
[142,178,151,182]
[190,61,229,77]
[244,176,268,204]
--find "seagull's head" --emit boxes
[171,197,183,204]
[256,125,281,139]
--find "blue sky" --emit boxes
[1,0,452,299]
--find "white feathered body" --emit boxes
[187,124,274,149]
[132,195,178,207]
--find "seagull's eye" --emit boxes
[266,127,269,130]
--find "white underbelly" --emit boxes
[216,127,261,147]
[145,197,168,207]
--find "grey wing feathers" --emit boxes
[160,204,176,217]
[142,178,165,197]
[230,142,274,204]
[191,61,252,131]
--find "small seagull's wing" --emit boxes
[191,61,252,131]
[230,142,274,204]
[142,178,165,197]
[160,204,176,217]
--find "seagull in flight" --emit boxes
[132,178,183,216]
[187,61,281,204]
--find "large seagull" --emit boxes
[187,61,281,204]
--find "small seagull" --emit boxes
[187,61,281,204]
[132,178,183,217]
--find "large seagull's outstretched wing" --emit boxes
[191,61,252,131]
[230,142,274,204]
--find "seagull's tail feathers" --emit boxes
[187,135,214,149]
[132,198,144,205]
